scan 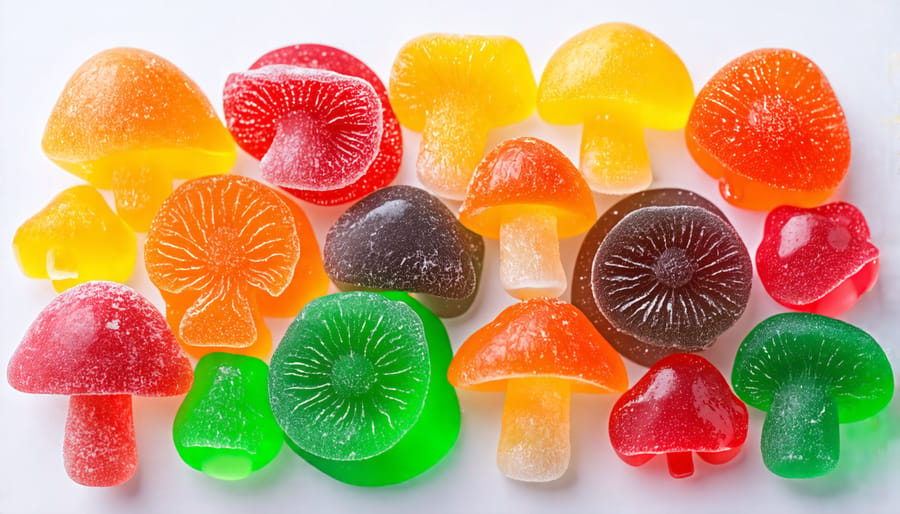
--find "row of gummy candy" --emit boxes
[7,23,891,488]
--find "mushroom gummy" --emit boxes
[41,48,236,231]
[268,292,460,486]
[389,33,537,200]
[13,186,137,292]
[324,185,484,317]
[145,175,327,359]
[732,313,893,479]
[686,48,851,210]
[246,44,402,205]
[538,23,694,194]
[459,137,595,300]
[609,353,748,479]
[572,188,752,366]
[173,353,283,480]
[224,65,383,193]
[7,281,193,487]
[448,297,627,482]
[756,202,879,317]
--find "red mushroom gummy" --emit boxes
[7,281,193,487]
[756,202,879,317]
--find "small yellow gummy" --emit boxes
[13,186,137,292]
[390,34,537,200]
[538,23,694,194]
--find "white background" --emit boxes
[1,0,899,512]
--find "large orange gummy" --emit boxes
[42,48,236,230]
[686,49,850,210]
[145,175,303,357]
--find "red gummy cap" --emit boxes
[7,281,193,396]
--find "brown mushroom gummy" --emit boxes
[572,189,752,366]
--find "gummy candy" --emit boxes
[173,353,283,480]
[572,189,752,366]
[538,23,694,194]
[756,202,878,317]
[459,137,595,299]
[324,185,484,317]
[41,48,236,231]
[249,44,402,205]
[6,281,193,486]
[269,292,460,486]
[224,65,383,192]
[448,297,627,482]
[686,48,850,210]
[144,175,301,357]
[609,353,748,479]
[13,185,136,292]
[732,313,893,478]
[389,34,537,199]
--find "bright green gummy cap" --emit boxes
[269,291,460,486]
[173,353,283,480]
[732,313,893,479]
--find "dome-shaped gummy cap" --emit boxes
[324,185,483,303]
[460,137,596,239]
[42,47,235,186]
[389,34,537,131]
[538,23,694,129]
[732,313,893,423]
[448,297,627,394]
[7,281,193,396]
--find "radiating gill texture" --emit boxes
[687,49,849,190]
[268,293,430,461]
[592,205,751,351]
[224,65,383,191]
[324,186,482,305]
[250,44,402,205]
[144,175,299,348]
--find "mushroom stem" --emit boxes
[499,212,566,299]
[64,394,137,487]
[761,382,839,478]
[497,377,571,482]
[580,113,652,194]
[111,165,172,231]
[666,451,695,479]
[418,96,489,200]
[180,280,258,348]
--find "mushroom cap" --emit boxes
[537,23,694,130]
[324,185,483,302]
[610,353,747,456]
[459,137,596,239]
[42,47,235,188]
[686,48,850,194]
[7,281,193,396]
[448,297,628,394]
[389,34,537,131]
[732,313,893,423]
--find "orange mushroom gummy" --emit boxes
[460,137,595,299]
[448,298,628,482]
[42,48,236,230]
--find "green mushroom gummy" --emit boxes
[268,291,460,486]
[173,353,283,480]
[732,313,893,479]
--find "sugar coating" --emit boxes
[145,175,300,350]
[224,65,383,191]
[756,202,879,314]
[593,205,752,352]
[269,293,431,461]
[250,44,403,206]
[324,185,483,316]
[173,353,282,480]
[7,281,192,396]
